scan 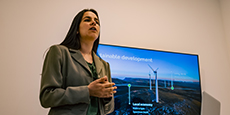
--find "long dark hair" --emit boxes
[60,9,100,53]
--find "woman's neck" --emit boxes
[80,40,94,63]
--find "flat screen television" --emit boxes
[97,44,202,115]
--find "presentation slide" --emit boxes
[97,44,202,115]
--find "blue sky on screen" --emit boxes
[97,44,200,82]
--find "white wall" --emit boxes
[0,0,229,115]
[220,0,230,63]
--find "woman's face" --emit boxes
[79,11,100,42]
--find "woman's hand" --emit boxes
[88,76,117,98]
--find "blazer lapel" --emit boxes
[69,48,92,76]
[92,52,103,78]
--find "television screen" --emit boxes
[97,44,202,115]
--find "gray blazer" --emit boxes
[40,45,114,115]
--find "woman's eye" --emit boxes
[84,19,90,22]
[96,21,100,25]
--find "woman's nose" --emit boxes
[90,20,96,26]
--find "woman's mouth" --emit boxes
[89,27,97,31]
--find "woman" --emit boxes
[40,9,117,115]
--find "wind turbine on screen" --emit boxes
[148,64,159,103]
[171,71,174,90]
[149,71,152,90]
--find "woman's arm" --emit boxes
[39,45,90,108]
